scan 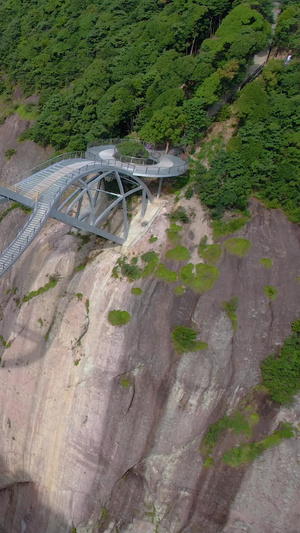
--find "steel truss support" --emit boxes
[51,169,153,242]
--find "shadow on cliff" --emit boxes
[0,455,71,533]
[0,325,48,370]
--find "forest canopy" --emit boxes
[0,0,271,149]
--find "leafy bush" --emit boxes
[5,148,16,160]
[222,296,239,330]
[180,263,219,293]
[116,256,142,281]
[224,238,251,257]
[212,216,251,238]
[131,287,143,295]
[166,245,190,261]
[198,237,222,265]
[260,258,273,268]
[264,285,278,301]
[167,223,182,244]
[172,326,207,354]
[108,310,131,326]
[155,263,177,283]
[117,141,148,159]
[261,321,300,404]
[174,285,185,296]
[170,207,189,224]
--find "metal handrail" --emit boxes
[16,151,86,184]
[113,147,161,165]
[85,149,188,176]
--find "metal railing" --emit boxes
[113,147,161,165]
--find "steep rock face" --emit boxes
[0,111,53,186]
[0,197,299,533]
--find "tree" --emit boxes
[139,106,185,152]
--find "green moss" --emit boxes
[222,296,239,331]
[108,310,131,326]
[172,325,208,354]
[198,241,222,265]
[174,285,185,296]
[224,238,251,258]
[76,293,83,301]
[260,258,273,268]
[76,263,86,272]
[202,409,260,457]
[121,378,131,388]
[222,423,295,467]
[249,413,260,427]
[166,223,182,244]
[166,245,190,262]
[155,263,177,283]
[264,285,278,301]
[204,456,214,468]
[212,216,251,238]
[180,263,219,293]
[23,275,58,302]
[131,287,143,295]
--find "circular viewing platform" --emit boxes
[86,140,188,179]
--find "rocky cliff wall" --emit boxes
[0,190,299,533]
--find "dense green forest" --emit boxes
[0,0,272,149]
[195,59,300,222]
[0,0,299,222]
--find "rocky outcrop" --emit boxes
[0,193,299,533]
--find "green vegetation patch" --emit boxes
[23,275,58,303]
[224,238,251,258]
[155,263,177,283]
[108,310,131,327]
[198,238,222,265]
[174,285,185,296]
[116,256,142,282]
[261,320,300,404]
[202,411,255,457]
[264,285,277,301]
[212,216,251,238]
[170,206,189,224]
[222,296,239,331]
[0,202,32,224]
[166,223,182,244]
[172,325,207,355]
[121,378,132,389]
[117,141,148,159]
[149,235,158,244]
[166,245,190,262]
[141,251,159,278]
[76,263,86,272]
[180,263,219,293]
[131,287,143,295]
[222,423,295,467]
[260,258,273,269]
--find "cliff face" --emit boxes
[0,187,300,533]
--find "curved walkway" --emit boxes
[0,146,188,276]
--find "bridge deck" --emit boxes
[0,147,188,277]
